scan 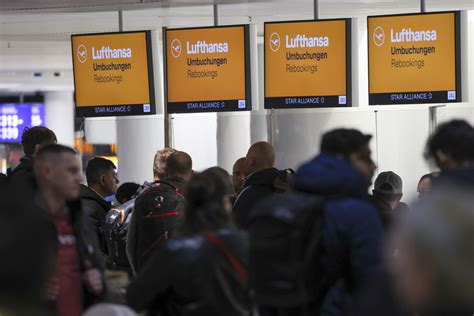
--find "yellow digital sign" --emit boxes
[368,12,461,104]
[165,25,251,113]
[265,19,351,108]
[71,31,155,117]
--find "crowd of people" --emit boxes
[0,119,473,316]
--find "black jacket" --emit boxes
[127,227,250,316]
[432,167,474,190]
[233,168,289,229]
[37,198,106,310]
[164,177,187,193]
[9,156,36,199]
[79,184,111,261]
[0,173,7,185]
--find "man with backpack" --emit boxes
[104,148,178,276]
[126,151,192,274]
[248,129,385,316]
[233,141,292,229]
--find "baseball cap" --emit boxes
[374,171,403,195]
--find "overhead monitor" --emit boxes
[164,25,251,113]
[264,19,351,109]
[71,31,155,117]
[368,11,461,105]
[0,103,45,143]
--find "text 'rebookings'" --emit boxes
[368,12,461,105]
[265,19,351,108]
[72,31,154,117]
[165,25,251,113]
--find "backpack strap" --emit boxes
[141,232,168,257]
[203,229,247,283]
[153,180,180,192]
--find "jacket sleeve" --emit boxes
[126,207,138,275]
[126,245,172,312]
[82,202,108,263]
[346,201,384,288]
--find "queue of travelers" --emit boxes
[0,120,474,316]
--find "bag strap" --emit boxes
[203,229,247,283]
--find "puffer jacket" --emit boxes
[292,154,385,315]
[127,226,250,316]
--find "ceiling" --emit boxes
[0,0,473,92]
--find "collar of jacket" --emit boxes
[79,184,110,210]
[243,168,280,188]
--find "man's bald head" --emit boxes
[166,151,193,180]
[246,142,275,174]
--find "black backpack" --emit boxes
[134,181,184,271]
[247,192,332,313]
[104,182,152,272]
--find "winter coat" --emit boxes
[79,185,111,262]
[233,168,290,229]
[292,154,385,315]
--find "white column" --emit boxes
[116,115,165,184]
[216,112,251,172]
[44,91,75,147]
[115,30,166,185]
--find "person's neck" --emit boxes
[37,187,67,217]
[166,174,189,181]
[89,185,106,198]
[388,200,400,210]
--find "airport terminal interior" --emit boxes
[1,0,474,315]
[0,0,471,201]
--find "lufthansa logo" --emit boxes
[77,44,88,63]
[269,32,281,52]
[170,39,182,58]
[373,27,385,47]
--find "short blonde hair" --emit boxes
[153,148,177,180]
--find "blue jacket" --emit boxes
[293,154,384,315]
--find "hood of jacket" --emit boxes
[244,168,283,188]
[79,184,110,210]
[293,154,369,198]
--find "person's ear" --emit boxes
[100,174,107,187]
[33,144,42,157]
[435,150,450,168]
[223,196,232,214]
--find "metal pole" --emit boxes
[213,5,219,26]
[118,10,123,32]
[374,110,379,169]
[314,0,319,20]
[420,0,426,13]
